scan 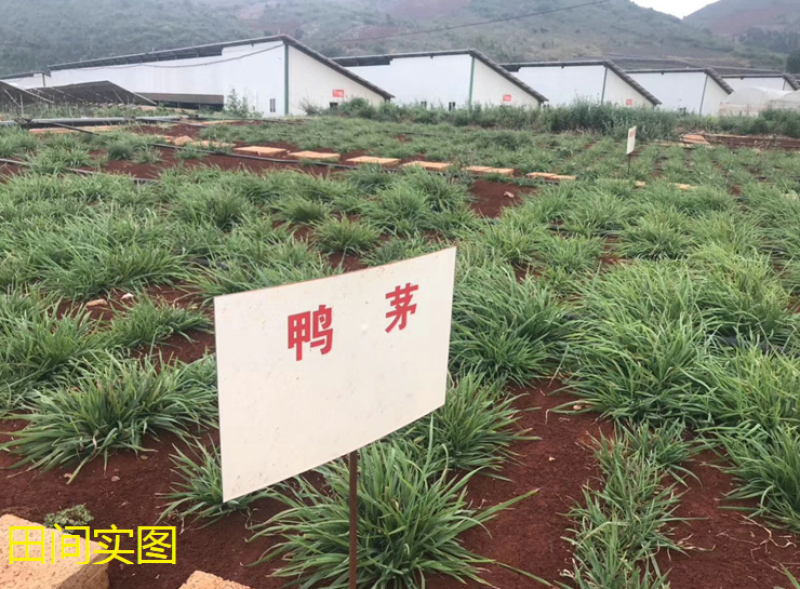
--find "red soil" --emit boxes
[661,452,800,589]
[2,375,799,588]
[469,180,527,219]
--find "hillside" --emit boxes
[686,0,800,54]
[0,0,783,77]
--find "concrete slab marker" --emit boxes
[526,172,577,182]
[0,514,109,589]
[400,161,452,171]
[345,156,401,167]
[465,166,515,176]
[166,135,195,146]
[179,571,254,589]
[288,151,341,161]
[234,146,289,157]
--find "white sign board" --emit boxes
[215,248,457,501]
[627,126,637,155]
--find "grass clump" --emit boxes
[715,423,800,534]
[250,439,536,589]
[0,299,101,411]
[0,355,218,480]
[363,184,434,236]
[566,429,685,589]
[314,217,381,255]
[26,146,94,174]
[105,298,210,350]
[450,265,569,385]
[365,236,436,267]
[159,439,270,526]
[273,196,332,225]
[403,374,532,475]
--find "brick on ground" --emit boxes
[465,165,515,176]
[526,172,576,181]
[28,128,78,135]
[179,571,254,589]
[400,161,452,171]
[681,134,711,146]
[288,151,341,161]
[0,515,109,589]
[234,146,288,157]
[345,156,400,166]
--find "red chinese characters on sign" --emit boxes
[333,89,345,98]
[288,305,333,361]
[503,94,513,103]
[385,283,419,333]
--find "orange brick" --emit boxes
[345,156,401,166]
[466,166,515,176]
[179,571,254,589]
[234,146,288,157]
[526,172,576,182]
[288,151,341,161]
[0,515,109,589]
[400,161,452,171]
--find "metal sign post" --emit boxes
[349,450,359,589]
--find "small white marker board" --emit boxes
[627,126,637,155]
[215,248,457,501]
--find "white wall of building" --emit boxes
[508,64,649,107]
[702,78,732,117]
[287,45,387,115]
[629,71,727,116]
[725,77,794,92]
[602,69,653,107]
[22,39,387,116]
[2,73,47,89]
[344,55,472,108]
[45,40,286,114]
[511,65,606,106]
[470,58,540,107]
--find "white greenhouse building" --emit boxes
[3,36,393,116]
[722,74,799,93]
[627,68,733,116]
[499,60,660,108]
[333,50,548,109]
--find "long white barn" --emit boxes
[4,36,392,116]
[333,50,547,108]
[722,74,800,93]
[500,60,660,108]
[627,68,733,116]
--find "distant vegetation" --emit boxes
[686,0,800,55]
[323,100,800,140]
[0,0,782,78]
[0,0,248,76]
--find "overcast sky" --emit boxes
[632,0,718,18]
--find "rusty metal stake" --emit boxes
[349,450,359,589]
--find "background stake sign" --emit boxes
[215,248,457,588]
[626,125,637,174]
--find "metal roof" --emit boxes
[626,67,734,95]
[0,80,50,107]
[721,73,800,91]
[30,81,155,106]
[500,60,661,106]
[0,70,46,81]
[333,49,548,104]
[47,36,393,100]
